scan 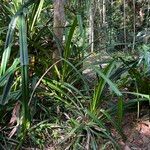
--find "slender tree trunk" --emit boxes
[123,0,127,50]
[53,0,65,60]
[89,2,94,52]
[132,0,136,51]
[98,0,102,26]
[102,0,106,25]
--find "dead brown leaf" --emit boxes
[9,101,20,126]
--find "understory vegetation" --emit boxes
[0,0,150,149]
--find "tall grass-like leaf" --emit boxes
[61,58,90,94]
[0,0,36,76]
[77,15,83,36]
[90,62,122,114]
[64,17,78,59]
[62,17,78,81]
[91,63,114,113]
[29,0,44,32]
[0,59,19,87]
[18,13,30,133]
[124,92,150,99]
[42,79,83,114]
[93,66,122,96]
[0,58,19,115]
[1,74,14,105]
[0,17,18,76]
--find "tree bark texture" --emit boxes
[89,2,94,52]
[53,0,65,60]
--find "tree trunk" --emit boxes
[102,0,106,24]
[53,0,65,61]
[89,2,94,53]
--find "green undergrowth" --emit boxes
[0,0,150,149]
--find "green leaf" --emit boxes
[0,17,18,76]
[0,59,20,87]
[93,66,122,96]
[124,92,150,99]
[29,0,44,32]
[18,13,30,132]
[90,61,122,113]
[64,17,78,59]
[77,15,83,36]
[1,74,14,105]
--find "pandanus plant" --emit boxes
[0,0,46,146]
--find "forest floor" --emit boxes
[120,112,150,150]
[83,53,150,150]
[46,114,150,150]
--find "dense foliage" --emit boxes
[0,0,150,149]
